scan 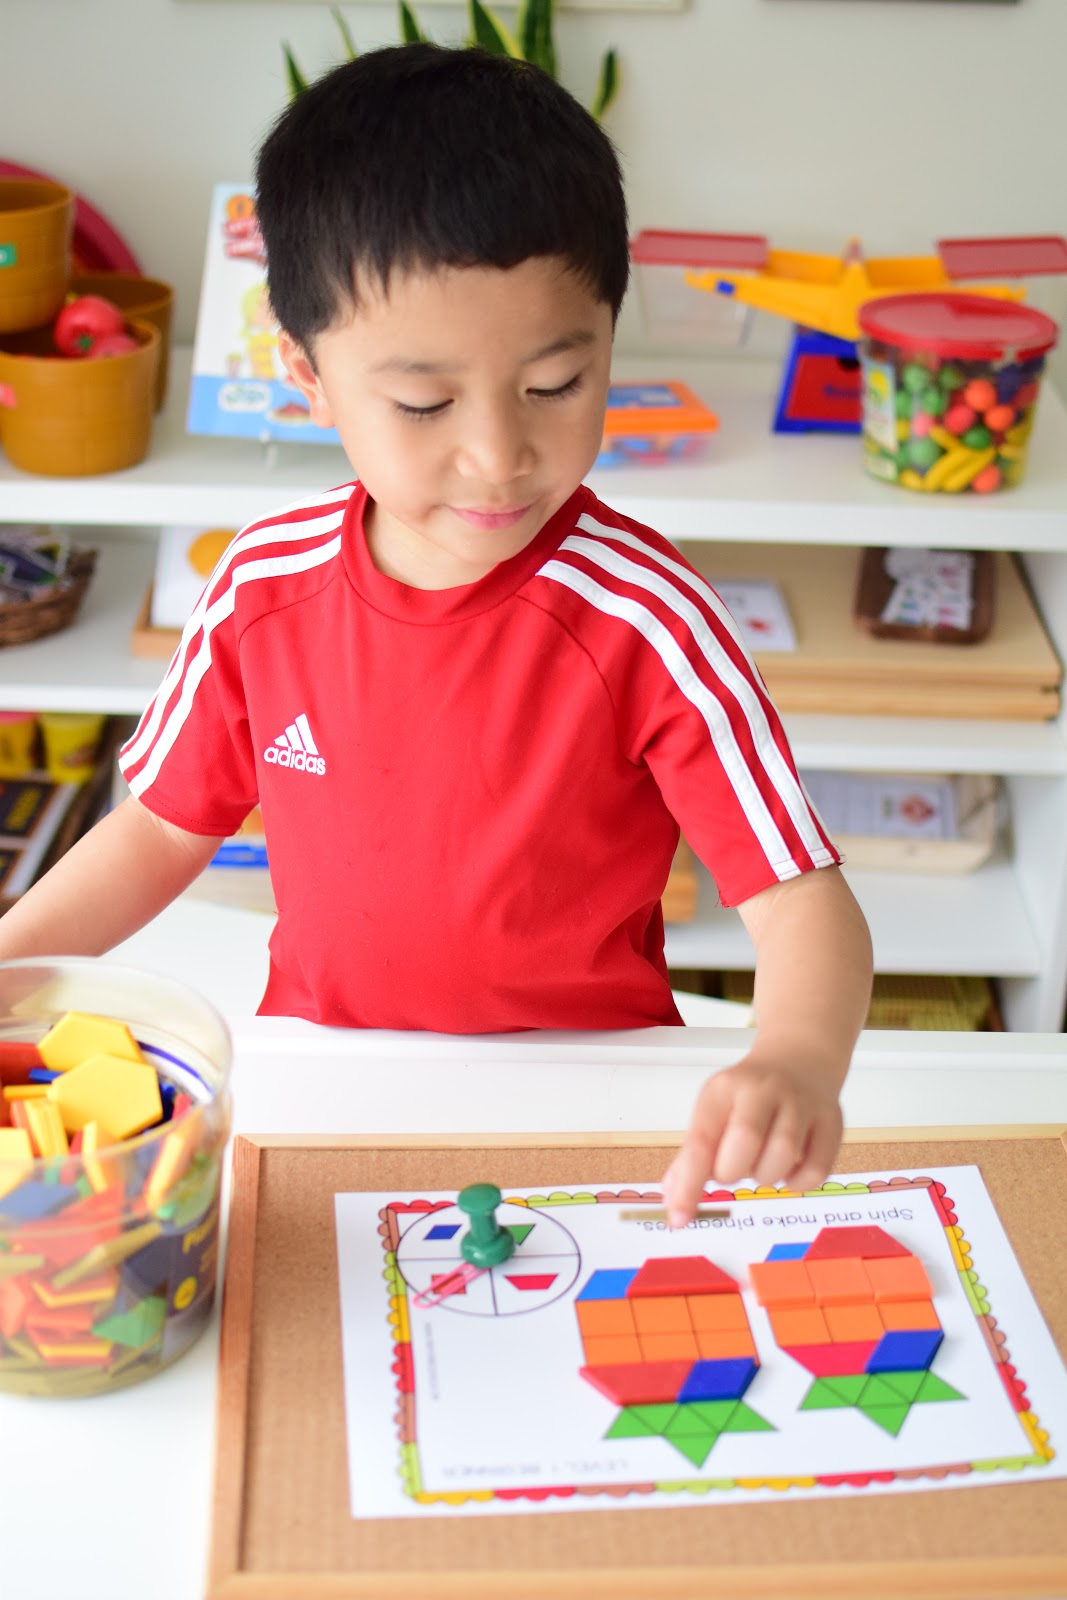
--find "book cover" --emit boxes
[186,183,342,447]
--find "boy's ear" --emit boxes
[277,332,335,428]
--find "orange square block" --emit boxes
[696,1329,757,1360]
[881,1298,941,1332]
[582,1335,643,1366]
[749,1260,814,1308]
[866,1256,933,1302]
[768,1307,830,1346]
[823,1303,885,1343]
[631,1295,691,1334]
[805,1257,872,1305]
[638,1331,700,1362]
[687,1293,749,1332]
[576,1300,636,1338]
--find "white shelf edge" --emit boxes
[1,349,1066,551]
[665,858,1043,979]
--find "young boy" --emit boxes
[0,44,872,1224]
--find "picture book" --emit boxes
[186,183,342,447]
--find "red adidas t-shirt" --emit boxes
[119,483,840,1031]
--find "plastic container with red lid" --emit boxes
[857,292,1059,494]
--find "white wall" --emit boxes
[3,0,1066,384]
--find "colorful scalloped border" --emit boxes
[376,1177,1054,1506]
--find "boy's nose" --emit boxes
[456,408,534,484]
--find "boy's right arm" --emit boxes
[0,796,223,961]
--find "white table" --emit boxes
[4,1020,1067,1600]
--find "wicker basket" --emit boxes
[0,547,97,648]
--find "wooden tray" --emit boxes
[208,1128,1067,1600]
[690,545,1062,720]
[130,582,181,660]
[853,548,996,645]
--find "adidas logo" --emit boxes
[264,712,326,775]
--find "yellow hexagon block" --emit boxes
[0,1125,35,1200]
[48,1054,162,1142]
[38,1011,145,1074]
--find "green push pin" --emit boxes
[457,1183,516,1269]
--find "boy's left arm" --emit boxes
[662,865,873,1226]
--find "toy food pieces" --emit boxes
[858,293,1059,495]
[0,1007,229,1396]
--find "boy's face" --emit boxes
[278,257,614,589]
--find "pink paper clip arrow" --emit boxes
[412,1261,486,1308]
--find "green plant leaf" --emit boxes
[398,0,427,44]
[282,41,310,101]
[331,6,358,60]
[590,48,618,121]
[468,0,520,58]
[517,0,556,76]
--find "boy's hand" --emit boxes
[660,1052,844,1228]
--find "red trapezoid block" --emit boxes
[627,1256,738,1298]
[579,1360,694,1406]
[782,1340,879,1377]
[804,1227,911,1262]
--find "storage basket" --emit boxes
[0,545,96,647]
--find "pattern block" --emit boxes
[580,1360,694,1407]
[678,1357,758,1403]
[803,1226,911,1262]
[753,1224,957,1435]
[575,1254,769,1464]
[748,1260,815,1307]
[576,1268,638,1302]
[627,1256,737,1298]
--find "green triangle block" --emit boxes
[875,1369,927,1403]
[917,1371,965,1404]
[665,1430,717,1469]
[606,1409,658,1439]
[666,1405,718,1438]
[685,1400,739,1429]
[505,1223,535,1246]
[801,1379,855,1410]
[93,1294,167,1349]
[724,1402,774,1434]
[630,1404,679,1431]
[823,1374,871,1404]
[861,1402,911,1436]
[860,1375,911,1408]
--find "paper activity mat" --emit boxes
[334,1166,1067,1520]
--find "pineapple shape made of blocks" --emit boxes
[750,1224,964,1435]
[575,1255,773,1468]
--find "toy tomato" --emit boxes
[53,294,126,357]
[89,332,139,357]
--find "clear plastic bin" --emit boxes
[0,959,231,1396]
[857,292,1058,494]
[596,380,719,468]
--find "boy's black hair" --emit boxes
[254,42,630,350]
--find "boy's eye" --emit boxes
[529,375,583,401]
[393,399,451,420]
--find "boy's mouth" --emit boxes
[450,504,532,531]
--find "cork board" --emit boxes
[208,1128,1067,1600]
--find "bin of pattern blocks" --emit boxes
[0,960,232,1397]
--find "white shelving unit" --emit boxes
[3,348,1067,1030]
